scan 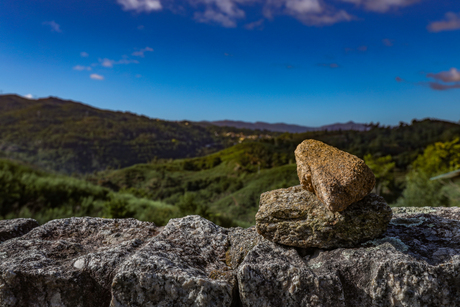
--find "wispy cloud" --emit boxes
[340,0,420,13]
[99,57,139,68]
[116,0,424,28]
[132,47,154,57]
[42,21,62,32]
[117,0,162,12]
[264,0,354,26]
[117,0,355,27]
[80,52,89,57]
[245,19,264,30]
[427,12,460,33]
[90,74,104,80]
[317,63,340,68]
[100,58,115,68]
[193,0,247,28]
[426,68,460,91]
[24,94,34,99]
[427,68,460,83]
[382,38,394,46]
[428,83,460,91]
[73,65,92,71]
[345,45,368,53]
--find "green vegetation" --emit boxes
[0,159,178,225]
[87,142,300,226]
[396,138,460,208]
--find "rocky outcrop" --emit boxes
[295,139,375,212]
[0,217,159,307]
[0,218,38,243]
[110,216,237,307]
[1,207,460,306]
[255,186,392,248]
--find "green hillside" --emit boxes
[0,158,178,225]
[0,95,274,174]
[87,142,300,226]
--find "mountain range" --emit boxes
[200,120,369,133]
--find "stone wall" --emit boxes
[1,207,460,306]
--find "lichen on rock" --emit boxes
[255,185,392,249]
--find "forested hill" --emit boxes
[1,94,459,176]
[0,95,274,174]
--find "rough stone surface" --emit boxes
[110,215,238,307]
[226,226,264,270]
[0,217,159,307]
[2,207,460,306]
[241,206,460,306]
[255,185,392,248]
[295,139,375,212]
[0,218,38,243]
[238,240,345,307]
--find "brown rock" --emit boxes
[295,139,375,212]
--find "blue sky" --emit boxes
[0,0,459,126]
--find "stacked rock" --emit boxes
[255,139,392,249]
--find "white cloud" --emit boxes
[117,0,162,12]
[90,74,104,80]
[425,68,460,91]
[340,0,420,13]
[285,0,322,14]
[117,0,352,27]
[427,68,460,83]
[100,58,116,68]
[24,94,34,99]
[99,57,139,67]
[42,21,62,32]
[428,12,460,33]
[73,65,92,71]
[80,52,89,57]
[193,0,249,28]
[132,47,154,57]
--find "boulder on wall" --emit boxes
[294,139,375,212]
[1,207,460,306]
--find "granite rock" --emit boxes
[0,217,159,307]
[295,139,375,212]
[255,185,392,249]
[0,218,38,243]
[1,207,460,306]
[237,240,345,307]
[110,215,238,307]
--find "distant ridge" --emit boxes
[201,120,369,133]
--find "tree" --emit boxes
[396,138,460,207]
[364,154,395,196]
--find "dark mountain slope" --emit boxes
[0,95,268,174]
